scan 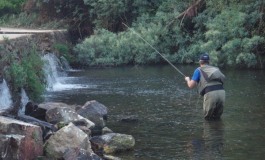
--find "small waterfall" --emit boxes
[18,88,29,115]
[42,53,89,92]
[0,79,13,111]
[42,53,67,91]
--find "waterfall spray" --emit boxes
[0,79,13,110]
[19,88,29,115]
[42,53,89,92]
[42,53,67,91]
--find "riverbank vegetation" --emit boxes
[1,0,265,69]
[73,0,265,68]
[0,41,45,102]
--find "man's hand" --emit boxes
[185,76,196,89]
[185,77,190,82]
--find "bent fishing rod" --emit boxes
[122,23,186,77]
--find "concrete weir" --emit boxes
[0,27,67,41]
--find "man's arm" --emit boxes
[185,77,197,89]
[185,68,200,89]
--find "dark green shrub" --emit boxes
[199,6,264,68]
[3,46,45,101]
[74,25,166,66]
[9,62,26,91]
[21,48,45,101]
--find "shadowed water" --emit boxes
[44,65,265,160]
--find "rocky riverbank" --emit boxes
[0,29,135,160]
[0,100,135,160]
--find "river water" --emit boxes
[44,65,265,160]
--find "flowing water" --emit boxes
[43,65,265,160]
[18,88,29,115]
[0,79,13,111]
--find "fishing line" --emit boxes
[122,23,186,77]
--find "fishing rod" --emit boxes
[122,23,186,77]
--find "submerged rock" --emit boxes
[120,115,139,123]
[0,116,43,160]
[103,154,122,160]
[90,133,135,154]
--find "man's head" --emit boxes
[199,53,210,65]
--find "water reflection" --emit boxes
[187,120,224,160]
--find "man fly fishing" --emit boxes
[123,23,226,120]
[185,53,225,120]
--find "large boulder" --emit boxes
[0,116,43,160]
[44,123,99,159]
[45,107,95,129]
[90,133,135,155]
[76,100,108,133]
[25,102,80,122]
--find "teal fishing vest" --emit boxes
[198,65,225,96]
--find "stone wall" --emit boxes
[0,30,71,56]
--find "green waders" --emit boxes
[203,90,225,120]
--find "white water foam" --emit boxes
[42,53,94,92]
[18,88,29,115]
[0,79,13,111]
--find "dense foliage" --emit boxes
[73,0,265,68]
[1,0,264,68]
[196,1,265,68]
[0,43,45,101]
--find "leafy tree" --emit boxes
[196,2,265,68]
[83,0,129,31]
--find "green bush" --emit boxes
[21,48,45,101]
[199,6,265,68]
[3,46,45,101]
[73,8,195,66]
[74,24,169,66]
[9,62,26,90]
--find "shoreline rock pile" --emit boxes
[0,100,135,160]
